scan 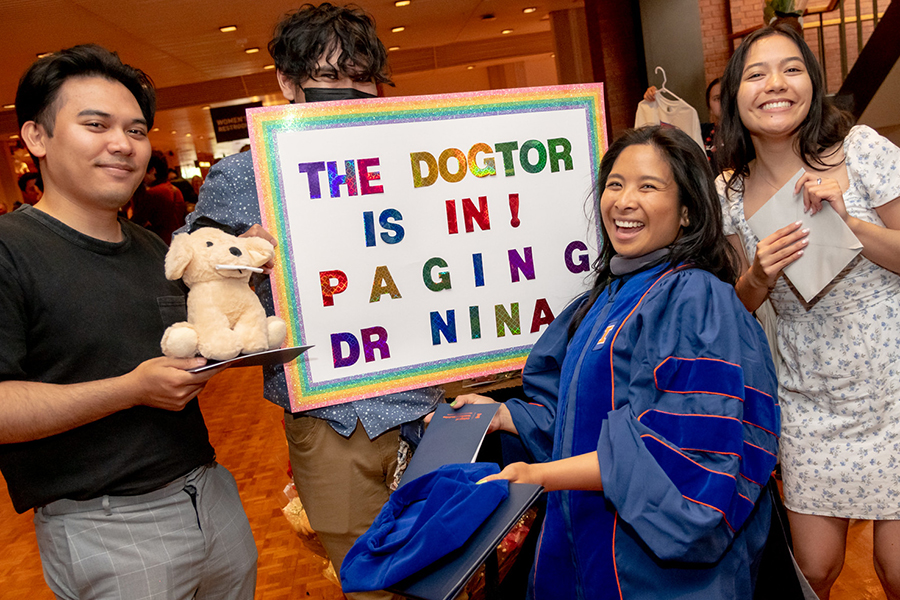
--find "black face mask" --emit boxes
[301,87,376,103]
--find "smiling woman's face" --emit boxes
[737,34,813,140]
[600,144,687,258]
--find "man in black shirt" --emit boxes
[0,45,256,599]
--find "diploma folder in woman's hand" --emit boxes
[387,482,542,600]
[747,169,862,302]
[399,403,500,487]
[389,402,543,600]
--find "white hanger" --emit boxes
[654,66,685,103]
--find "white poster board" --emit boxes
[248,84,607,411]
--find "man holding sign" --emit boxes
[183,5,441,597]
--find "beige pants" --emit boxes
[284,414,400,600]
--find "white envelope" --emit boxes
[747,169,862,303]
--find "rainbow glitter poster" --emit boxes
[247,83,607,413]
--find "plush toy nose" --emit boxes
[229,247,242,257]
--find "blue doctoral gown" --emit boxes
[524,263,780,599]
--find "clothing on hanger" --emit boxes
[635,67,704,150]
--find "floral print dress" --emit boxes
[719,125,900,519]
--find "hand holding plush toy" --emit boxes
[161,227,287,360]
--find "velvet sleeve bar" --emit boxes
[596,269,779,563]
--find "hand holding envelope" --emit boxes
[747,169,863,303]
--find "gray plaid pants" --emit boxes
[33,462,257,600]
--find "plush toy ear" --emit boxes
[165,232,195,280]
[243,237,276,267]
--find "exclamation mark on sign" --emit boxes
[509,193,520,228]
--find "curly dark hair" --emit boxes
[717,24,854,195]
[570,126,740,333]
[268,3,392,88]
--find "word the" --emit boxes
[297,157,384,199]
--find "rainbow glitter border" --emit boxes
[247,83,607,411]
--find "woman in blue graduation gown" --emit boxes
[461,126,781,599]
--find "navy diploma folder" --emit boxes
[389,402,543,600]
[399,403,499,488]
[388,482,542,600]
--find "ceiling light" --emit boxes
[388,46,400,52]
[10,134,19,140]
[391,26,406,33]
[202,106,210,110]
[395,0,411,5]
[264,64,275,70]
[36,52,53,58]
[245,47,260,54]
[501,29,513,34]
[523,7,537,14]
[185,133,192,137]
[219,25,237,33]
[467,65,475,70]
[198,161,211,168]
[171,130,177,134]
[152,127,160,132]
[2,104,14,109]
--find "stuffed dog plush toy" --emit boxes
[161,227,287,360]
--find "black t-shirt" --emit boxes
[0,206,214,513]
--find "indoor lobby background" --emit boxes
[1,1,898,598]
[2,0,896,211]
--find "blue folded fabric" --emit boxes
[340,462,510,592]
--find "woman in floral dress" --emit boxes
[717,23,900,599]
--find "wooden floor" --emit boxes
[0,367,343,600]
[0,366,888,599]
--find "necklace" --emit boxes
[752,166,785,192]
